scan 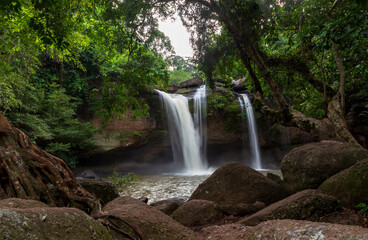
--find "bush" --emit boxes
[108,172,139,192]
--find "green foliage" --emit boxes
[108,172,139,192]
[356,203,368,216]
[6,83,96,167]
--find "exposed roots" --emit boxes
[0,113,100,213]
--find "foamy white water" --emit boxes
[193,85,208,165]
[238,94,262,170]
[156,89,208,173]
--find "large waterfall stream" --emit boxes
[156,88,209,174]
[238,94,262,170]
[193,85,207,165]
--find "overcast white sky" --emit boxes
[158,17,193,58]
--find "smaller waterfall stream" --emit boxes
[156,89,208,174]
[238,94,262,170]
[193,85,207,164]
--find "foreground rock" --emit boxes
[190,163,289,206]
[319,159,368,208]
[245,219,368,239]
[281,141,368,193]
[102,196,202,240]
[103,196,147,211]
[200,224,251,240]
[77,178,119,205]
[239,189,340,226]
[150,197,188,215]
[172,200,223,227]
[219,201,266,216]
[0,206,111,240]
[0,198,49,209]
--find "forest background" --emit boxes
[1,0,367,167]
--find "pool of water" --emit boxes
[120,170,282,204]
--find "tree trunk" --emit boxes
[0,113,101,214]
[331,41,346,115]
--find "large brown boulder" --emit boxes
[0,206,111,240]
[77,178,119,206]
[219,201,266,216]
[281,141,368,193]
[103,196,147,212]
[245,219,368,239]
[190,162,289,206]
[200,224,251,240]
[179,77,204,88]
[238,189,340,226]
[171,200,223,227]
[102,197,202,240]
[150,197,187,215]
[319,159,368,208]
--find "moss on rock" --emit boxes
[319,159,368,208]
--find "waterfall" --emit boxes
[155,89,208,174]
[238,94,262,170]
[193,85,207,164]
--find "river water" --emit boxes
[120,170,282,204]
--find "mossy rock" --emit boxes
[0,198,49,209]
[238,189,340,226]
[281,141,368,194]
[0,207,111,240]
[319,159,368,208]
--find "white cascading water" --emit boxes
[238,94,262,170]
[193,85,207,164]
[155,89,208,174]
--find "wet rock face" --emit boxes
[77,178,119,206]
[238,189,340,226]
[281,141,368,194]
[319,159,368,208]
[171,199,223,227]
[189,162,289,206]
[0,206,111,240]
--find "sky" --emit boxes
[158,17,193,58]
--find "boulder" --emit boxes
[167,83,179,93]
[319,208,366,227]
[0,198,49,209]
[171,200,223,226]
[77,178,119,205]
[219,201,266,216]
[150,198,184,216]
[319,159,368,208]
[231,79,246,92]
[266,172,282,185]
[238,189,340,226]
[200,224,251,240]
[245,219,368,239]
[103,196,147,212]
[190,162,289,206]
[179,77,204,88]
[102,200,202,240]
[281,141,368,193]
[0,207,111,240]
